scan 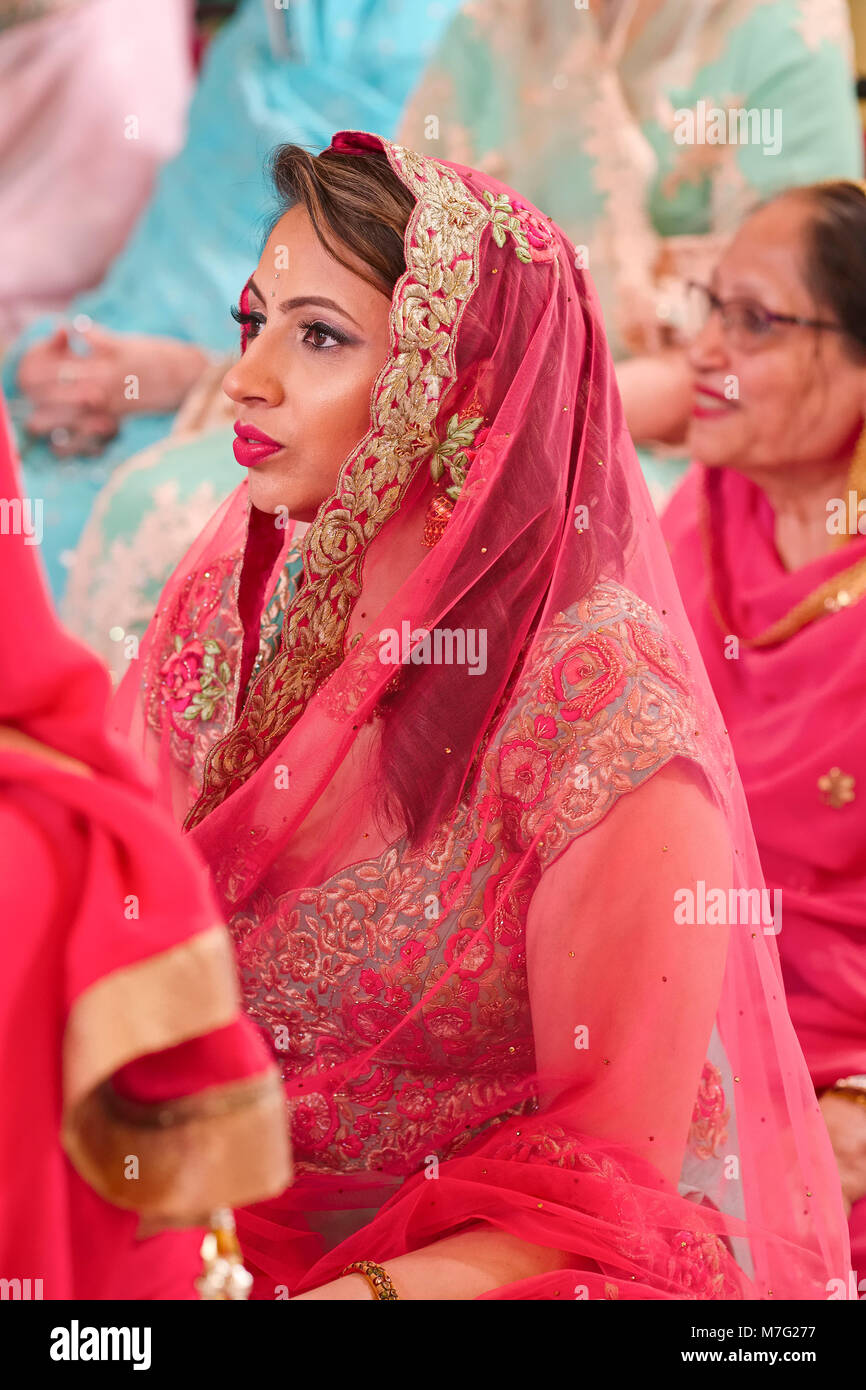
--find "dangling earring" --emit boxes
[834,418,866,550]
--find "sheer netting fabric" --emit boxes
[114,131,849,1299]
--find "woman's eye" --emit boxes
[739,305,771,336]
[301,320,347,350]
[230,304,266,339]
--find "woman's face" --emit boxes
[223,205,393,519]
[686,195,866,482]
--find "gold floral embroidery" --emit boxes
[481,189,558,264]
[184,143,490,829]
[228,582,706,1178]
[429,410,486,501]
[817,766,855,809]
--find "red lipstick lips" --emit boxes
[692,384,733,419]
[233,420,284,468]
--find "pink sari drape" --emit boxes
[0,396,290,1299]
[663,463,866,1275]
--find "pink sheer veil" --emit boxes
[114,131,849,1298]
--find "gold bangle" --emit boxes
[341,1260,400,1300]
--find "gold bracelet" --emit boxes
[341,1260,400,1300]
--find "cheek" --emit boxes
[732,348,820,445]
[307,356,380,454]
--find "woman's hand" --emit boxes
[18,323,210,454]
[614,348,694,447]
[818,1091,866,1216]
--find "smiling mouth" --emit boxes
[692,387,735,418]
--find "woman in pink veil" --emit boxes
[662,179,866,1285]
[115,131,849,1299]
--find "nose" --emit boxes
[686,305,730,377]
[222,335,284,410]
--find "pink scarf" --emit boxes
[0,396,289,1298]
[664,462,866,1269]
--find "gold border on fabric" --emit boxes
[184,139,491,828]
[0,724,94,778]
[63,926,242,1110]
[62,927,291,1222]
[62,1069,290,1226]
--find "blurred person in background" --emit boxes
[0,0,194,346]
[662,179,866,1281]
[3,0,461,602]
[399,0,863,505]
[0,391,290,1298]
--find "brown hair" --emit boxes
[779,181,866,363]
[268,143,415,294]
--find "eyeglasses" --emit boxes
[685,281,843,352]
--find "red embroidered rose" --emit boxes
[668,1230,729,1299]
[354,1113,381,1138]
[457,977,480,1003]
[281,926,320,984]
[512,200,558,257]
[444,927,494,977]
[400,939,426,966]
[426,1006,472,1040]
[384,985,411,1009]
[349,1001,404,1044]
[395,1083,436,1121]
[534,713,558,740]
[499,739,551,806]
[440,870,471,914]
[551,632,628,722]
[359,968,385,996]
[288,1092,338,1152]
[159,637,204,729]
[339,1133,364,1158]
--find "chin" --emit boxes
[687,421,742,470]
[248,478,323,524]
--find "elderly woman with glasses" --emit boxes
[663,180,866,1286]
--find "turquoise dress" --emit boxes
[3,0,461,597]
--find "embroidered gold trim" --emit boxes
[62,1069,290,1226]
[0,725,94,780]
[64,926,241,1111]
[62,926,291,1223]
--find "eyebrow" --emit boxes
[246,278,362,331]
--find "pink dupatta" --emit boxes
[664,462,866,1273]
[0,395,290,1298]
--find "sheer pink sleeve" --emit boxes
[526,759,729,1189]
